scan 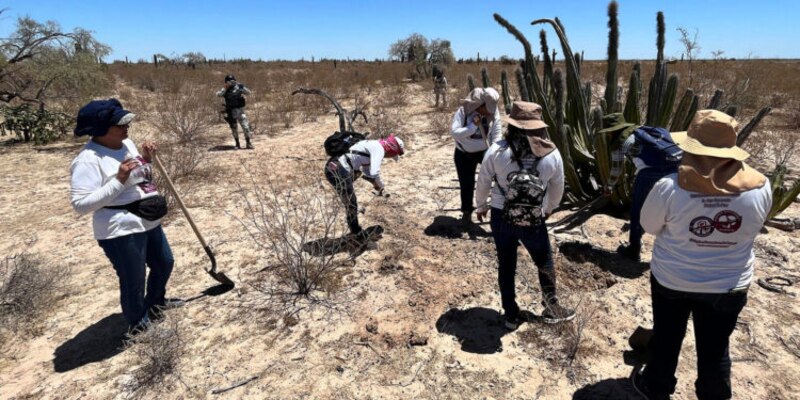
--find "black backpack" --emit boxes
[324,131,367,158]
[496,144,547,227]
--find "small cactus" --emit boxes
[481,67,491,88]
[467,74,476,92]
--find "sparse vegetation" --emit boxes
[123,317,187,394]
[0,254,68,344]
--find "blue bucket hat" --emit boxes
[74,98,136,137]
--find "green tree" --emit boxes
[0,14,110,143]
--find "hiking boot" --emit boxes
[617,244,641,262]
[630,365,670,400]
[245,141,254,150]
[542,302,576,324]
[504,313,523,331]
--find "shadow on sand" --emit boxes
[572,376,640,399]
[435,307,513,354]
[558,241,649,279]
[424,216,490,240]
[53,313,128,373]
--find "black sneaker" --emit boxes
[617,244,641,262]
[504,313,523,330]
[542,303,576,324]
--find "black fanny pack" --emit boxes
[105,195,168,221]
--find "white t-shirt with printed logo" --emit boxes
[641,173,772,293]
[70,139,161,240]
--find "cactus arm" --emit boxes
[604,1,619,113]
[736,106,772,146]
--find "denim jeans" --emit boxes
[325,160,362,234]
[490,208,558,318]
[630,168,675,251]
[454,148,486,213]
[644,275,747,400]
[97,225,175,327]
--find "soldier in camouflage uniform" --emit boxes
[433,68,447,108]
[216,74,253,149]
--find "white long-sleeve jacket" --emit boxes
[475,140,565,216]
[450,107,502,153]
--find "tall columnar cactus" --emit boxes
[467,74,476,92]
[646,12,667,126]
[553,68,588,201]
[604,1,619,114]
[494,13,550,122]
[623,62,642,124]
[736,106,772,146]
[540,30,554,98]
[501,69,512,114]
[707,89,724,109]
[515,67,531,102]
[670,89,695,132]
[656,74,679,127]
[481,67,491,88]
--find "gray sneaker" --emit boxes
[542,303,576,324]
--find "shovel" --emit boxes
[152,154,235,287]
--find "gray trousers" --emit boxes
[226,107,251,142]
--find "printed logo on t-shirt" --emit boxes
[713,210,742,233]
[689,216,715,237]
[688,208,743,248]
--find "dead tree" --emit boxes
[291,87,369,133]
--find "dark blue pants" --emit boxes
[454,148,486,213]
[98,226,174,327]
[490,208,558,318]
[644,275,747,400]
[325,160,362,234]
[630,168,675,251]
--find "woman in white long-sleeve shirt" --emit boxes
[324,135,404,235]
[451,87,502,224]
[632,110,772,400]
[475,101,573,330]
[70,99,177,332]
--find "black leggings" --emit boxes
[454,148,486,213]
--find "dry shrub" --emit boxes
[233,167,354,316]
[151,85,217,214]
[517,291,600,379]
[369,106,404,139]
[381,87,409,107]
[743,129,799,168]
[428,110,452,140]
[0,254,68,343]
[123,317,186,394]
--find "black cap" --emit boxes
[224,74,236,83]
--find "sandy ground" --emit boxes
[1,85,799,400]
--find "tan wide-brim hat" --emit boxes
[502,101,548,130]
[671,109,749,161]
[460,87,500,116]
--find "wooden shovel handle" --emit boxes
[152,154,209,249]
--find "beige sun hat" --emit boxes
[671,109,749,161]
[502,101,548,130]
[460,87,499,116]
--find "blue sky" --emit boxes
[1,1,797,61]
